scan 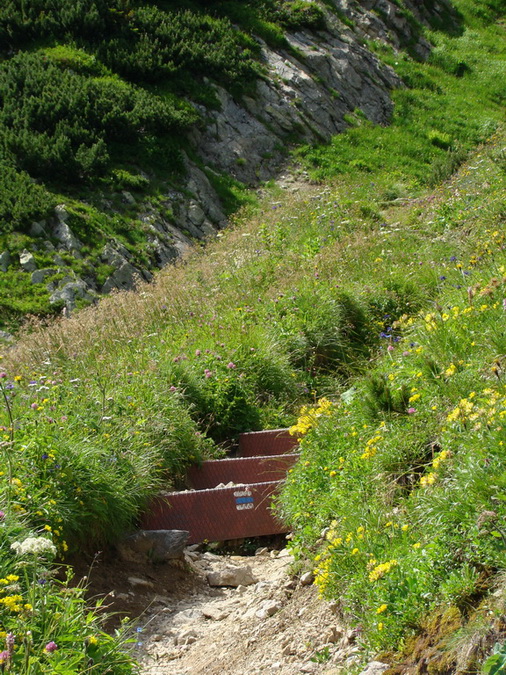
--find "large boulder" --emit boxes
[117,529,190,564]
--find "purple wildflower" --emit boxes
[45,641,58,653]
[6,634,14,654]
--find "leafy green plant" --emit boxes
[483,642,506,675]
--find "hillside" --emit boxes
[0,0,456,331]
[0,0,506,672]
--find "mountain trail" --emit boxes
[135,546,365,675]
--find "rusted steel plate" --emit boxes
[238,428,299,457]
[141,481,287,544]
[186,453,299,490]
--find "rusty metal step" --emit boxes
[238,428,299,457]
[142,428,299,544]
[141,481,287,544]
[186,453,299,490]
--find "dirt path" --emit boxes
[135,546,368,675]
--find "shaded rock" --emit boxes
[19,250,37,272]
[359,662,390,675]
[300,572,314,586]
[118,529,189,564]
[207,565,258,587]
[49,280,94,311]
[31,268,56,284]
[101,261,143,293]
[0,251,10,272]
[121,191,136,205]
[100,242,132,267]
[29,221,48,237]
[53,214,83,252]
[0,331,14,343]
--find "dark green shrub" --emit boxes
[0,163,56,234]
[0,52,196,183]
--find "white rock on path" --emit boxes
[207,565,258,587]
[359,662,390,675]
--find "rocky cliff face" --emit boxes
[130,0,448,274]
[2,0,454,319]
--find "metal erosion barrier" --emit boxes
[141,429,299,544]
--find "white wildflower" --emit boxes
[11,537,57,557]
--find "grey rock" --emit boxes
[0,330,14,343]
[53,219,83,252]
[121,191,136,205]
[207,565,258,587]
[118,530,190,564]
[49,280,94,310]
[359,662,390,675]
[31,268,56,284]
[101,261,143,293]
[29,220,48,237]
[0,251,10,272]
[54,203,70,222]
[100,242,131,267]
[19,249,37,272]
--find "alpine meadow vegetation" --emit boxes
[0,0,506,672]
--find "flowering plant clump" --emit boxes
[279,171,506,652]
[289,398,333,437]
[11,537,57,558]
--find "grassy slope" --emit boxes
[0,0,505,671]
[0,0,324,329]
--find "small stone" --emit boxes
[255,600,282,619]
[358,662,390,675]
[325,627,343,644]
[19,249,37,272]
[255,547,269,556]
[127,576,154,589]
[300,572,314,586]
[122,191,136,205]
[202,607,228,621]
[277,548,293,559]
[176,629,198,646]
